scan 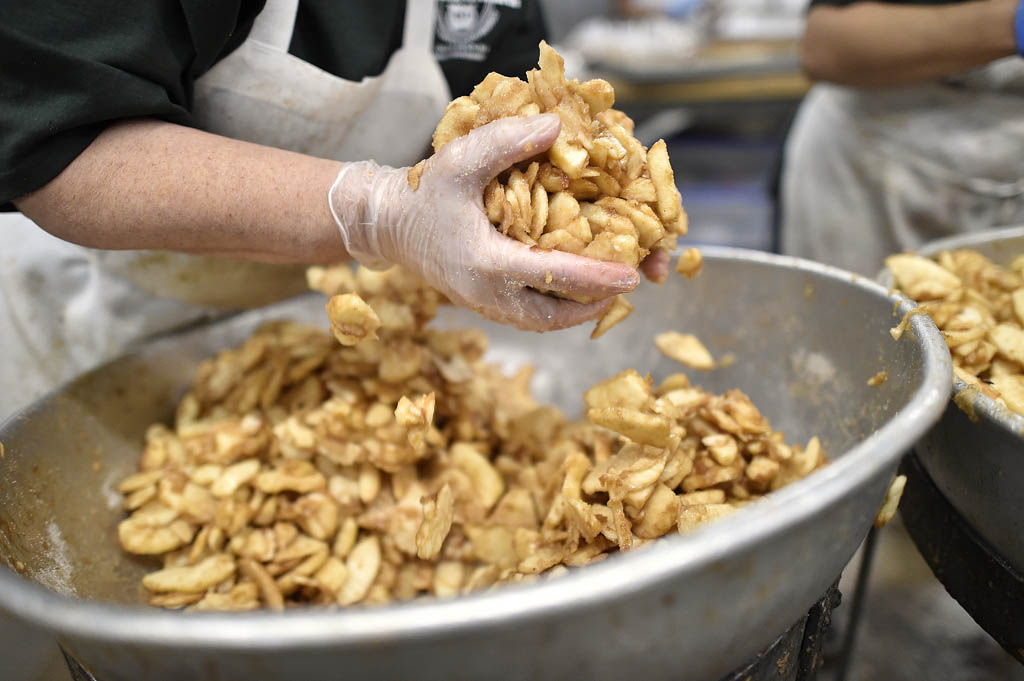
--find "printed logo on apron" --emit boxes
[435,0,520,62]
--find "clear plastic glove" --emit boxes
[328,113,642,331]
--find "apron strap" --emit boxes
[403,0,439,53]
[249,0,299,51]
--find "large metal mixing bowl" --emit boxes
[0,247,951,681]
[883,227,1024,573]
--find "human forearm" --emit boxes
[802,0,1018,87]
[14,119,346,264]
[13,114,643,331]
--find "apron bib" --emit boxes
[191,0,450,164]
[781,60,1024,276]
[0,0,450,420]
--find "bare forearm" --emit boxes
[14,119,347,264]
[802,0,1018,87]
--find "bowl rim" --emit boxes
[879,226,1024,440]
[0,246,953,650]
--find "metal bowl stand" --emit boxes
[58,585,844,681]
[900,453,1024,664]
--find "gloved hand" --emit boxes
[328,113,643,331]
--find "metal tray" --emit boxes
[882,227,1024,572]
[0,247,951,681]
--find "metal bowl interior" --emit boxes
[0,247,952,681]
[880,226,1024,438]
[881,226,1024,571]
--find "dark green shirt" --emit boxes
[0,0,546,207]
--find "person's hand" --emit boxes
[639,250,670,283]
[328,114,644,331]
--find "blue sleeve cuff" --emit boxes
[1016,0,1024,56]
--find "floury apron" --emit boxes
[0,0,451,421]
[781,58,1024,276]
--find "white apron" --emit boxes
[0,0,450,422]
[781,59,1024,276]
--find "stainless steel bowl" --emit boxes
[0,247,951,681]
[883,227,1024,573]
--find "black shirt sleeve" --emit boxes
[0,0,546,210]
[0,0,261,208]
